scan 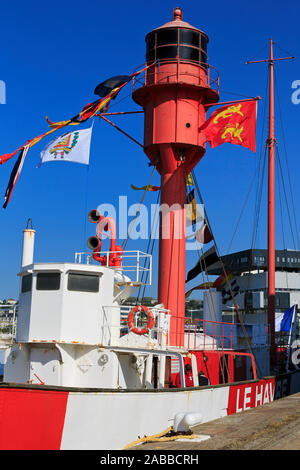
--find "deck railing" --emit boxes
[184,317,270,351]
[74,250,152,286]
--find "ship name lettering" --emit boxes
[236,382,275,412]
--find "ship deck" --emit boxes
[130,392,300,450]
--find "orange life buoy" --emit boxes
[128,305,154,335]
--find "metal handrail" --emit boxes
[74,250,152,286]
[132,59,219,93]
[184,317,270,351]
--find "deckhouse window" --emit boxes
[21,274,32,293]
[36,273,61,290]
[67,273,99,293]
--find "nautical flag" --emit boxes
[186,246,221,282]
[0,148,19,165]
[185,282,214,298]
[213,270,234,288]
[185,189,203,226]
[130,184,160,192]
[94,75,132,98]
[3,145,30,208]
[38,126,93,167]
[195,222,213,244]
[186,222,213,245]
[0,80,130,167]
[186,173,194,186]
[221,278,240,304]
[275,305,296,332]
[0,72,139,207]
[200,100,257,152]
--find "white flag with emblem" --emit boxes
[38,125,93,167]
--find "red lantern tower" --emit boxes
[132,8,219,346]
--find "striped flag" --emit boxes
[186,246,221,282]
[3,145,30,208]
[185,282,214,298]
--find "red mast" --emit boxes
[132,8,219,346]
[268,38,276,366]
[247,40,294,369]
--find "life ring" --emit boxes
[128,305,154,335]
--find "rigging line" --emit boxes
[274,68,300,250]
[136,190,161,302]
[275,142,297,250]
[272,41,295,59]
[276,154,287,250]
[218,89,257,99]
[192,170,263,377]
[245,42,270,63]
[187,218,228,382]
[98,114,143,148]
[244,145,267,304]
[187,176,230,382]
[166,215,175,312]
[250,144,267,250]
[122,163,158,250]
[226,169,256,254]
[183,171,228,380]
[195,245,227,383]
[243,68,269,299]
[140,223,158,303]
[250,67,269,252]
[190,168,255,375]
[276,153,289,292]
[83,163,90,252]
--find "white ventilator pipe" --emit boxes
[158,311,168,388]
[21,228,36,267]
[144,354,153,388]
[203,290,223,346]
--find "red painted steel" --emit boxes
[0,388,68,450]
[227,378,275,414]
[268,39,276,366]
[132,10,219,347]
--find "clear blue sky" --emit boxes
[0,0,300,299]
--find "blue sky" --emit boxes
[0,0,300,299]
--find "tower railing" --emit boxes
[132,59,219,94]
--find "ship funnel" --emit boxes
[87,236,101,250]
[88,209,101,223]
[21,218,36,268]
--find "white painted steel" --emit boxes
[21,229,35,268]
[173,412,202,432]
[60,386,230,450]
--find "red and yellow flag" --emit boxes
[200,100,257,152]
[130,184,160,192]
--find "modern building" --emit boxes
[208,249,300,330]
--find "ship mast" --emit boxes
[268,38,276,368]
[247,40,294,369]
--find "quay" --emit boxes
[130,392,300,450]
